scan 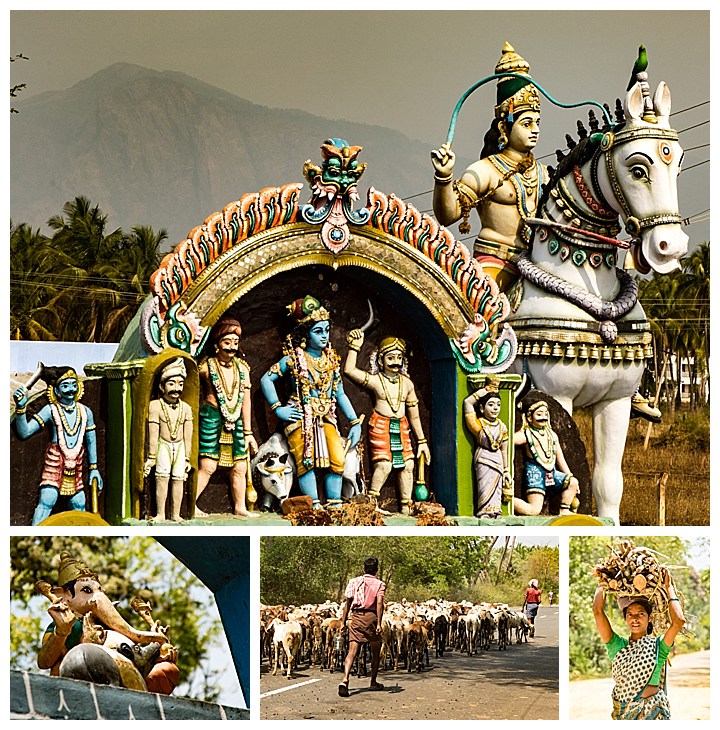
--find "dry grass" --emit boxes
[574,407,710,526]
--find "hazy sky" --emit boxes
[9,6,711,243]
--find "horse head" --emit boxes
[598,79,688,274]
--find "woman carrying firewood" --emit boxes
[593,565,685,720]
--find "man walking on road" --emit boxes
[339,557,385,697]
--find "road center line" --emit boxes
[260,678,323,698]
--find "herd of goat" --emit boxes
[261,598,533,679]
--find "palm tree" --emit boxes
[9,222,58,340]
[676,242,710,404]
[10,198,167,342]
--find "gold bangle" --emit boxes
[349,417,362,427]
[434,172,453,185]
[270,402,281,411]
[54,627,71,638]
[89,463,98,470]
[417,438,428,444]
[348,344,361,352]
[243,430,252,435]
[15,406,27,415]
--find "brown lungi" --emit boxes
[348,609,381,644]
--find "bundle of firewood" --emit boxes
[593,539,688,635]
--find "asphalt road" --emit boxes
[260,606,559,721]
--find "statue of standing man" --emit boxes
[144,357,193,522]
[344,330,430,515]
[196,318,257,516]
[431,42,548,290]
[260,295,362,509]
[13,366,103,525]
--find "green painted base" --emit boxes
[121,512,612,527]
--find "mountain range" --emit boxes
[11,63,468,249]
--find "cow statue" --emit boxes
[253,432,364,510]
[252,433,296,512]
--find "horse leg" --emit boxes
[591,397,631,524]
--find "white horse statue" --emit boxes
[510,73,687,523]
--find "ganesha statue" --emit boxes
[36,551,180,694]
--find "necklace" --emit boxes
[208,357,244,426]
[488,153,543,244]
[160,398,183,440]
[379,371,404,414]
[304,352,334,395]
[56,401,81,437]
[525,425,557,470]
[479,417,503,451]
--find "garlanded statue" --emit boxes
[35,551,179,694]
[344,330,430,515]
[196,318,258,516]
[463,376,511,518]
[260,295,362,509]
[513,395,579,516]
[431,42,548,289]
[301,138,370,254]
[143,358,194,522]
[13,366,103,525]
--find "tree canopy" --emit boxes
[638,242,710,409]
[10,197,166,342]
[260,536,558,607]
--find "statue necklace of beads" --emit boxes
[525,424,557,471]
[159,398,183,440]
[208,357,244,428]
[56,401,81,437]
[304,351,334,395]
[478,416,504,451]
[379,371,404,415]
[486,153,542,244]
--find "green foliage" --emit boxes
[260,536,557,608]
[10,537,225,703]
[10,198,166,342]
[655,406,710,450]
[638,242,710,409]
[569,536,710,680]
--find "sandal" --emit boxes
[338,683,349,697]
[369,682,385,691]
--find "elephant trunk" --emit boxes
[88,594,164,645]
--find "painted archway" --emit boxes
[119,147,518,515]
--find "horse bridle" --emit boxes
[591,127,683,239]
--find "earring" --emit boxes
[498,133,508,151]
[300,337,307,349]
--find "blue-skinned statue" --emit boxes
[13,366,103,525]
[260,295,362,509]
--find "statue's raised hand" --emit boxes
[346,328,365,350]
[431,143,455,179]
[47,599,76,636]
[13,386,28,410]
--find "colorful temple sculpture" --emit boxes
[11,43,685,527]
